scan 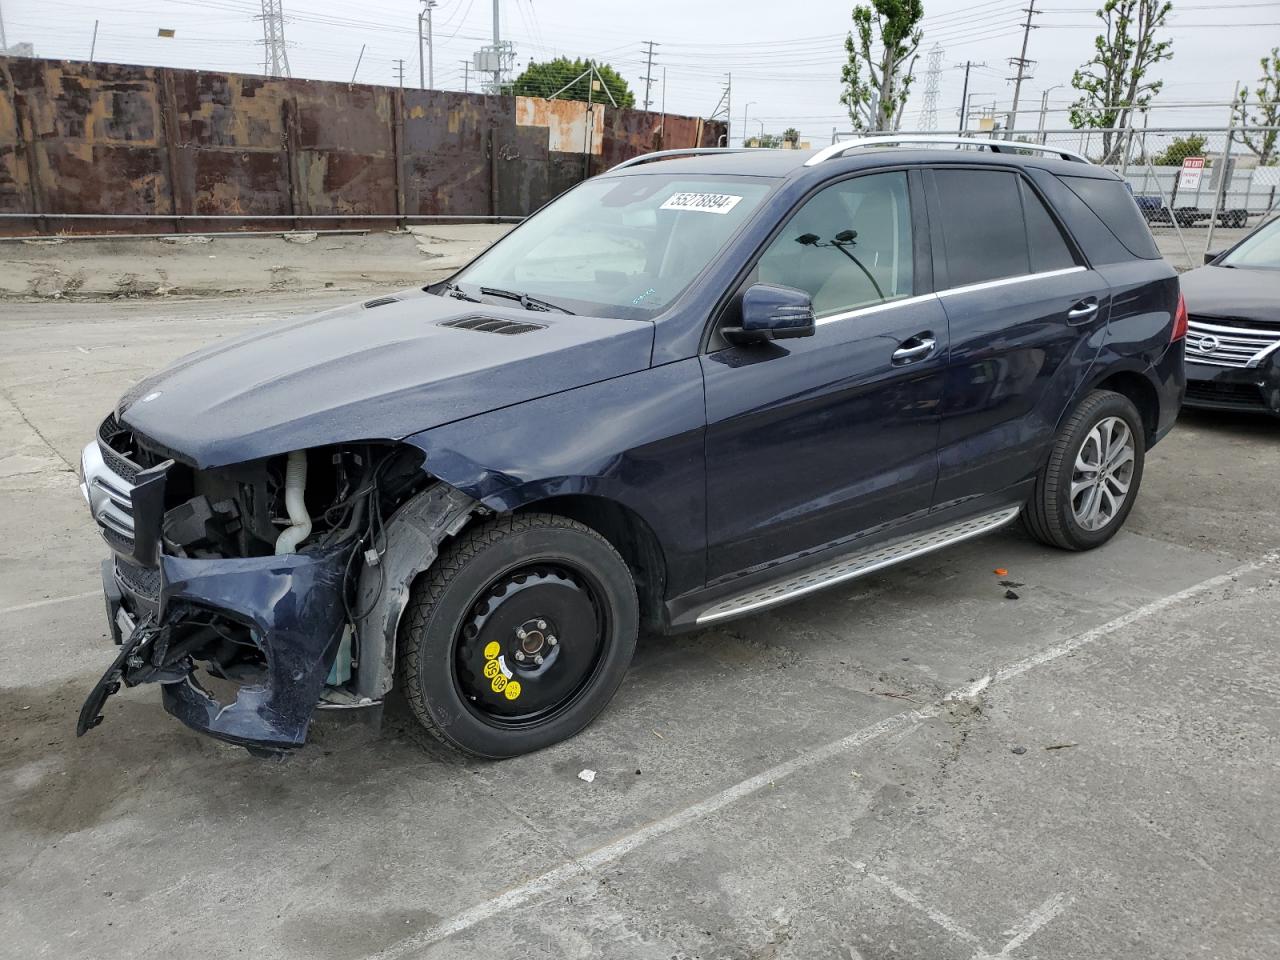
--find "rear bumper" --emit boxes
[1184,358,1280,417]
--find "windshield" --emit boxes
[449,174,775,319]
[1221,216,1280,269]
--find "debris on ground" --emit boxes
[282,232,318,244]
[577,769,596,783]
[1044,743,1078,751]
[994,567,1009,576]
[1011,746,1027,755]
[158,235,212,245]
[999,579,1025,588]
[1005,589,1020,600]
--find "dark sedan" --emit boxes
[1181,216,1280,415]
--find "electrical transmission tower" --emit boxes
[918,44,944,131]
[708,74,732,146]
[256,0,291,78]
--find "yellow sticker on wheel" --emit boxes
[483,660,501,679]
[483,641,501,660]
[504,680,522,701]
[490,674,508,693]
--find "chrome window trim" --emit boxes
[813,266,1088,328]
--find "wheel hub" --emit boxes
[455,566,603,722]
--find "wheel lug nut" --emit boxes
[515,650,525,662]
[536,620,547,630]
[534,654,544,665]
[517,629,527,640]
[547,636,557,646]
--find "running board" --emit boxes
[695,506,1022,625]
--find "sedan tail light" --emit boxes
[1172,292,1188,342]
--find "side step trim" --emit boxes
[695,506,1022,625]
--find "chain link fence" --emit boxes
[833,126,1280,270]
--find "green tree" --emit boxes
[839,1,924,132]
[511,57,635,108]
[1069,0,1174,163]
[783,127,801,145]
[1232,47,1280,165]
[1153,133,1207,166]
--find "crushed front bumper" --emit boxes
[78,431,353,753]
[82,545,352,751]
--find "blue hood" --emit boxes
[119,289,655,468]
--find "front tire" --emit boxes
[1024,389,1146,551]
[397,513,639,759]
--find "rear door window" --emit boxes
[933,169,1031,286]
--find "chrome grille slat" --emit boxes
[1186,319,1280,370]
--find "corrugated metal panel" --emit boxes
[0,56,729,234]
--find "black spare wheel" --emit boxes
[397,513,639,758]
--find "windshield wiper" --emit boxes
[441,281,481,302]
[479,286,575,315]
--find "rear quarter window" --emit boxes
[1058,175,1161,260]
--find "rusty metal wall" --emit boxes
[0,57,727,234]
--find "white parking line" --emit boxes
[372,553,1275,959]
[0,590,100,617]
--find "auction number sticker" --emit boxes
[659,192,744,215]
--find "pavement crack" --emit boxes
[0,387,75,471]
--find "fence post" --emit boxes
[1205,94,1239,255]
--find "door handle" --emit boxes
[1067,298,1100,325]
[891,334,937,365]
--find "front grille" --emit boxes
[116,557,160,600]
[97,415,141,483]
[1185,381,1267,408]
[1186,317,1280,369]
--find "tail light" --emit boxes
[1172,292,1188,342]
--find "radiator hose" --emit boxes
[274,450,313,555]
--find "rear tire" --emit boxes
[1023,390,1146,551]
[397,513,639,759]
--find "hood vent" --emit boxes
[439,316,545,336]
[363,296,401,309]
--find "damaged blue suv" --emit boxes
[78,138,1186,758]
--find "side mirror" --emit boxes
[1204,250,1223,265]
[724,283,816,344]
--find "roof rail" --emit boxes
[804,136,1089,167]
[610,147,757,171]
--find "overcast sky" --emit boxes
[1,0,1270,142]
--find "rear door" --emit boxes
[927,166,1109,511]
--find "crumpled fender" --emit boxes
[353,483,479,700]
[158,543,350,749]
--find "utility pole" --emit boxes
[394,58,406,88]
[352,43,366,84]
[418,0,436,89]
[955,60,985,133]
[1006,0,1039,135]
[640,40,660,111]
[0,0,8,53]
[460,59,470,93]
[89,19,99,63]
[742,100,756,148]
[491,0,501,92]
[256,0,291,78]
